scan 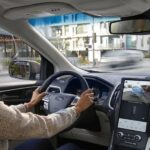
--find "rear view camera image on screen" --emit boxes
[122,80,150,104]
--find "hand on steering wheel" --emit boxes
[75,89,94,115]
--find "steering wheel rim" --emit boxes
[39,71,89,93]
[40,71,89,114]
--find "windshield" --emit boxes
[29,13,150,75]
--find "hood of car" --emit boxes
[1,0,150,20]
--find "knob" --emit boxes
[134,135,142,142]
[117,132,124,138]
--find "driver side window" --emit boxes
[0,28,41,81]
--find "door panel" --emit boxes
[0,81,43,150]
[0,81,41,105]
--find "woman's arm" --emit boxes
[0,89,94,140]
[10,104,27,113]
[0,101,77,140]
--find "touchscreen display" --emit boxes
[118,79,150,132]
[122,80,150,103]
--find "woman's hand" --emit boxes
[25,88,46,109]
[75,89,94,114]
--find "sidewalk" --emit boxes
[0,70,8,76]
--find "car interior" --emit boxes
[0,0,150,150]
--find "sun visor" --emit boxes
[3,3,78,20]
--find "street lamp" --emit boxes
[92,17,96,66]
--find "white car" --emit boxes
[101,50,144,68]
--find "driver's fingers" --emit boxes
[38,92,47,99]
[82,89,93,95]
[87,93,94,97]
[37,86,42,93]
[33,87,46,99]
[34,87,42,93]
[86,93,94,100]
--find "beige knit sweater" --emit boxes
[0,102,77,150]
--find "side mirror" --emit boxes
[9,60,40,80]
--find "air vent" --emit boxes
[110,85,121,108]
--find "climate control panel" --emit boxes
[117,131,142,143]
[114,129,147,149]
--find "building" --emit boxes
[29,13,150,63]
[29,13,123,62]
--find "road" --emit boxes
[0,70,35,84]
[82,59,150,76]
[108,59,150,76]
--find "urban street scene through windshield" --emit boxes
[0,13,150,82]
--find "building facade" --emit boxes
[30,13,150,63]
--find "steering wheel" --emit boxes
[39,71,89,114]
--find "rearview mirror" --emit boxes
[110,19,150,34]
[9,60,40,80]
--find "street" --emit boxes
[107,59,150,76]
[82,59,150,76]
[0,70,35,85]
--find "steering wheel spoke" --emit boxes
[43,92,77,113]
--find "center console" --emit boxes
[111,78,150,150]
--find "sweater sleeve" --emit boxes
[0,102,78,140]
[10,104,27,113]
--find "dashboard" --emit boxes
[45,74,115,146]
[49,74,115,112]
[46,73,149,148]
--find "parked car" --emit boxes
[101,50,144,68]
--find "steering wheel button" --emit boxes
[44,103,48,110]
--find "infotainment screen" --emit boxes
[122,79,150,104]
[118,78,150,132]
